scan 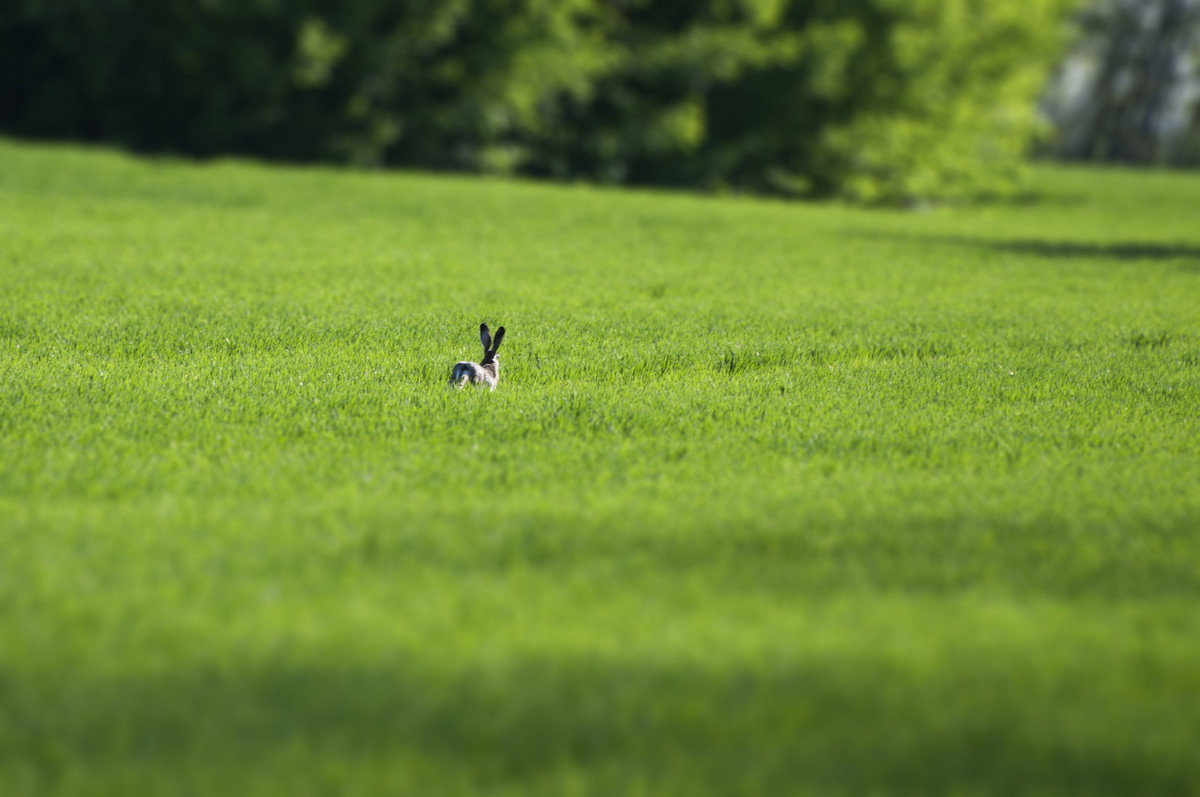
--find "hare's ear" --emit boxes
[479,323,492,352]
[491,326,505,352]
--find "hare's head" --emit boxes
[479,323,505,365]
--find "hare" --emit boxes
[450,322,506,390]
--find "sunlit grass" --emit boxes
[1,139,1199,795]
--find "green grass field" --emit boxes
[1,137,1198,795]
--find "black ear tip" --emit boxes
[479,322,489,333]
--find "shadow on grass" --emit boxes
[851,231,1200,268]
[6,652,1196,795]
[969,239,1200,264]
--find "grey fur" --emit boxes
[451,322,505,391]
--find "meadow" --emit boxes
[1,137,1198,795]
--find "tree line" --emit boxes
[2,0,1081,203]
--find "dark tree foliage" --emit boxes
[0,0,1076,202]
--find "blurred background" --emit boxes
[1,0,1197,204]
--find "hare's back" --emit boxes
[452,361,497,385]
